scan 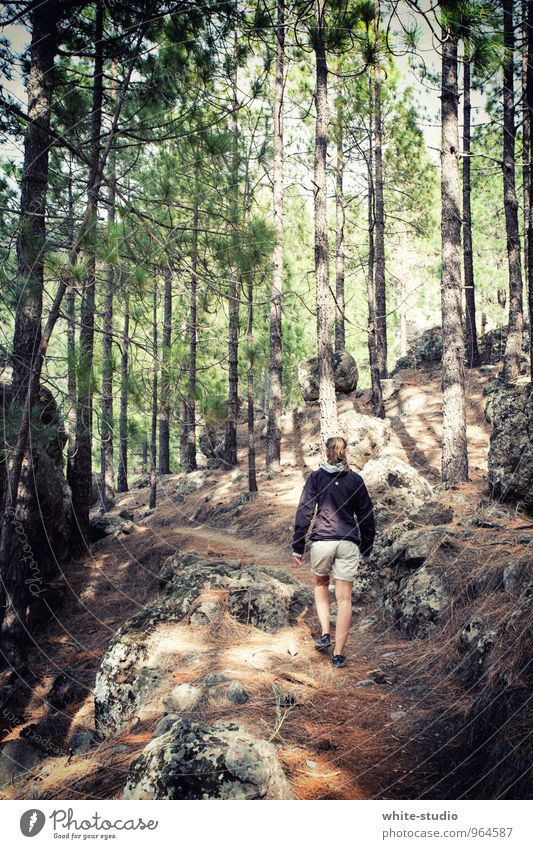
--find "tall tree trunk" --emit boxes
[314,0,337,448]
[225,52,240,469]
[117,289,129,492]
[440,17,468,486]
[335,115,346,351]
[178,318,188,467]
[247,260,258,496]
[373,5,387,379]
[266,0,284,471]
[523,0,530,300]
[502,0,524,383]
[463,46,480,368]
[159,265,172,474]
[527,0,533,375]
[69,0,104,553]
[367,130,385,419]
[11,3,58,403]
[66,158,77,481]
[185,160,199,472]
[100,91,116,511]
[149,285,158,509]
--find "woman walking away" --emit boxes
[291,436,375,668]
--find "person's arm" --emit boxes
[353,477,375,557]
[291,472,318,557]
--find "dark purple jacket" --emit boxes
[292,465,375,557]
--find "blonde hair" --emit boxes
[326,436,348,466]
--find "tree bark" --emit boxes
[367,119,385,420]
[117,289,130,492]
[246,248,258,495]
[463,47,480,368]
[149,284,158,509]
[527,0,533,376]
[523,0,530,299]
[440,19,468,486]
[11,1,59,404]
[502,0,524,383]
[185,159,199,472]
[68,0,104,553]
[66,157,77,481]
[314,0,337,449]
[373,6,387,379]
[266,0,284,471]
[159,265,172,474]
[335,115,346,351]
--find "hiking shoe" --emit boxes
[332,654,347,668]
[315,633,331,651]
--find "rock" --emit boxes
[336,410,391,469]
[298,350,358,402]
[478,324,530,366]
[153,714,181,737]
[227,681,249,705]
[118,508,134,521]
[89,514,135,542]
[361,455,433,524]
[189,599,222,626]
[390,710,406,721]
[45,670,90,709]
[95,556,312,735]
[384,565,448,638]
[371,671,388,684]
[488,383,533,512]
[410,327,443,366]
[139,507,155,519]
[410,500,454,526]
[69,729,101,754]
[175,470,210,499]
[131,474,150,489]
[204,672,230,688]
[123,719,294,800]
[380,377,402,402]
[459,620,498,678]
[0,739,44,788]
[162,684,202,713]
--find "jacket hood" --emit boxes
[319,461,348,474]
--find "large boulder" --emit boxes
[298,350,358,402]
[487,383,533,512]
[336,410,391,469]
[123,719,293,800]
[361,455,433,525]
[94,556,312,735]
[0,739,45,789]
[383,565,449,638]
[478,325,530,366]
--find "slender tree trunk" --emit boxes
[502,0,524,383]
[463,47,480,368]
[66,159,77,481]
[367,139,385,418]
[225,52,240,469]
[69,0,104,553]
[100,90,116,510]
[185,159,199,472]
[373,6,387,379]
[523,0,530,299]
[11,3,58,403]
[149,285,158,509]
[178,318,188,467]
[117,289,129,492]
[314,0,337,448]
[335,116,346,351]
[527,0,533,375]
[247,261,258,496]
[266,0,284,471]
[440,20,468,486]
[159,265,172,474]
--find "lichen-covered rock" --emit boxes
[162,684,202,713]
[487,383,533,511]
[478,325,530,365]
[336,410,391,469]
[298,350,358,402]
[409,500,454,526]
[88,514,135,542]
[361,455,433,525]
[383,566,448,638]
[175,469,210,499]
[123,719,293,800]
[95,557,312,735]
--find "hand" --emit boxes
[292,554,302,567]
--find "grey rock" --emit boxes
[227,681,249,705]
[479,325,530,366]
[123,719,294,800]
[89,514,134,542]
[0,739,44,788]
[488,383,533,512]
[139,507,155,519]
[410,500,454,526]
[204,672,230,688]
[298,350,358,402]
[383,566,448,638]
[118,508,134,521]
[175,470,210,499]
[336,409,391,469]
[189,599,222,626]
[362,455,432,525]
[69,729,101,754]
[354,678,376,687]
[153,714,181,737]
[162,684,202,713]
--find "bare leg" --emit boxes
[334,579,353,655]
[314,575,330,635]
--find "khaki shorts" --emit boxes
[309,539,361,582]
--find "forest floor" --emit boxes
[2,363,525,800]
